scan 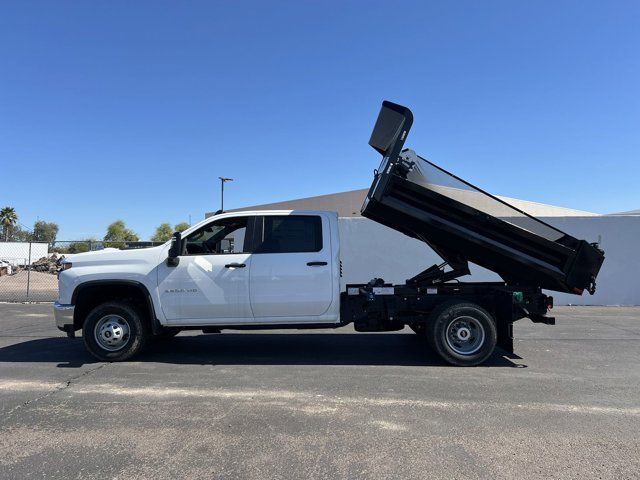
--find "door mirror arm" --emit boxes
[167,232,183,267]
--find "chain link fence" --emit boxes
[0,240,164,302]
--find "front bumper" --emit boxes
[54,302,75,335]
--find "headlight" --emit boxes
[57,262,72,279]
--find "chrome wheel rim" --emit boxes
[445,315,485,355]
[94,314,131,351]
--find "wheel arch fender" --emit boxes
[71,280,163,334]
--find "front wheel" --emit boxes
[83,301,149,361]
[427,302,497,366]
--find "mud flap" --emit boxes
[496,320,514,354]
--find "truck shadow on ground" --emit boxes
[0,332,525,368]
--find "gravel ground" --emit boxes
[0,271,58,302]
[0,303,639,479]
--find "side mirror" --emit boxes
[167,231,182,267]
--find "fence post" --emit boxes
[26,241,32,301]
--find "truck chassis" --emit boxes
[341,280,552,365]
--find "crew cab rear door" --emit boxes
[249,214,334,319]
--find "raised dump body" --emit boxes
[361,101,605,295]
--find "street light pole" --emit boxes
[219,177,233,212]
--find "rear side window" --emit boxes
[256,216,323,253]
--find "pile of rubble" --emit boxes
[29,254,65,275]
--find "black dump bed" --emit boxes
[361,101,605,295]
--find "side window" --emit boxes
[184,217,247,255]
[256,216,322,254]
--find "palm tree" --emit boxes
[0,207,18,241]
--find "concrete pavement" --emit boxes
[1,303,639,479]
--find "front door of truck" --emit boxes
[249,214,333,319]
[157,216,254,323]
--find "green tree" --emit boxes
[103,220,139,248]
[32,220,59,243]
[0,206,18,241]
[51,238,95,254]
[151,223,173,242]
[10,226,32,242]
[67,241,92,254]
[174,222,190,233]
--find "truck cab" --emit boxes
[54,210,341,361]
[158,210,340,325]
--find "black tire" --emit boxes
[83,301,149,362]
[427,301,497,366]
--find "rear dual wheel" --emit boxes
[427,302,497,367]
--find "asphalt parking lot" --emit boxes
[1,303,639,479]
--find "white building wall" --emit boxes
[0,242,49,266]
[338,216,640,306]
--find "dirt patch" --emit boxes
[0,271,58,302]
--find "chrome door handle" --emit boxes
[307,261,327,266]
[225,263,246,268]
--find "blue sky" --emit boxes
[1,1,639,240]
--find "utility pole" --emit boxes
[219,177,233,212]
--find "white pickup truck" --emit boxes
[54,101,603,366]
[55,210,344,358]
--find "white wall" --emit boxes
[0,242,49,266]
[338,216,640,306]
[538,216,640,305]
